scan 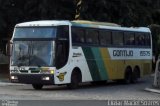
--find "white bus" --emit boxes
[10,20,152,89]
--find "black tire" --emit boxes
[124,67,132,84]
[131,67,140,83]
[32,84,43,90]
[67,70,81,89]
[91,81,107,85]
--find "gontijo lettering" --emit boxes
[113,50,133,57]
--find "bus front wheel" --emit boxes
[67,70,82,89]
[32,84,43,90]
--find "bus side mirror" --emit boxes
[6,41,12,56]
[158,63,160,72]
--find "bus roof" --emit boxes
[71,20,151,33]
[16,20,71,27]
[71,20,120,27]
[15,20,151,33]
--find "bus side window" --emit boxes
[124,32,135,45]
[144,33,151,46]
[55,41,69,69]
[99,30,111,46]
[55,43,63,68]
[112,31,123,46]
[72,27,85,44]
[56,26,69,69]
[135,33,145,46]
[57,26,69,40]
[86,30,92,43]
[86,29,99,45]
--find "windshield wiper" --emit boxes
[16,55,30,66]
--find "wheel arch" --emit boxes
[71,67,82,82]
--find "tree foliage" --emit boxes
[1,0,160,53]
[1,0,160,36]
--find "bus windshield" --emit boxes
[14,27,57,38]
[11,41,54,67]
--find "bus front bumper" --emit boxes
[10,73,54,85]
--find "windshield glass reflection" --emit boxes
[14,27,56,38]
[11,41,54,66]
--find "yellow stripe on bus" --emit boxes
[100,48,117,79]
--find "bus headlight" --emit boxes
[42,76,50,81]
[11,76,18,80]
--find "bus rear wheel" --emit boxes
[124,67,132,84]
[32,84,43,90]
[132,67,140,83]
[67,70,81,89]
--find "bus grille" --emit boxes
[20,70,40,73]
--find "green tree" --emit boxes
[1,0,160,54]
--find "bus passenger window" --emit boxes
[87,38,92,43]
[86,29,99,45]
[140,36,145,45]
[144,33,151,46]
[124,32,135,45]
[135,33,145,46]
[112,31,123,46]
[72,27,85,44]
[99,30,111,46]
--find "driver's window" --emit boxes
[55,41,69,69]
